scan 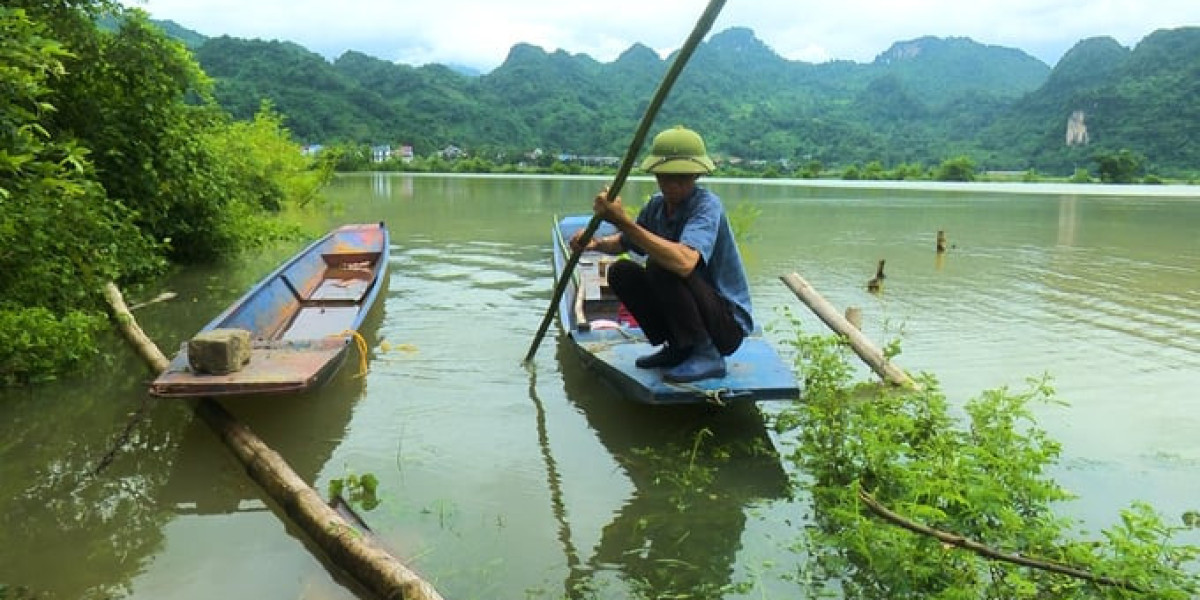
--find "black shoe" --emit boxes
[635,344,691,369]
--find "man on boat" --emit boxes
[570,126,753,383]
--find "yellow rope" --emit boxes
[336,329,370,378]
[663,381,732,406]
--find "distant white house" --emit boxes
[371,145,391,162]
[439,145,466,159]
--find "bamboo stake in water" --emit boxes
[523,0,728,363]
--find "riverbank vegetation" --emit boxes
[329,144,1189,185]
[772,327,1199,598]
[0,2,330,384]
[186,27,1200,181]
[608,323,1199,598]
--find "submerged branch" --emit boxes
[857,489,1145,593]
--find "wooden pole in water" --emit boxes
[844,306,863,330]
[102,282,446,600]
[936,230,947,253]
[779,273,916,389]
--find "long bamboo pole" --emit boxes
[102,282,445,600]
[523,0,727,363]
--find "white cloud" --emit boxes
[121,0,1199,71]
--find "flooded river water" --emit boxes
[2,174,1198,599]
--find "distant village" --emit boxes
[302,142,779,171]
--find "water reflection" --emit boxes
[0,277,385,599]
[1057,195,1079,247]
[553,342,790,598]
[6,176,1199,599]
[0,346,185,599]
[161,292,386,515]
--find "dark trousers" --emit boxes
[607,259,744,356]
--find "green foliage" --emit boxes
[726,200,762,244]
[889,162,929,180]
[628,429,721,512]
[797,159,824,179]
[1,3,327,383]
[328,470,380,511]
[29,6,318,265]
[0,7,160,309]
[174,21,1200,176]
[0,7,162,384]
[1069,168,1093,183]
[0,583,40,600]
[198,102,330,246]
[1093,149,1146,184]
[934,155,977,181]
[54,10,253,263]
[772,329,1200,598]
[0,307,104,385]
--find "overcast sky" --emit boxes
[119,0,1198,73]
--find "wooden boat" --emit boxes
[150,222,389,398]
[552,215,800,405]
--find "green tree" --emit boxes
[935,155,977,181]
[889,162,928,180]
[796,159,823,179]
[1093,149,1145,184]
[862,160,887,180]
[46,8,245,262]
[1068,167,1092,183]
[3,2,331,383]
[0,7,158,382]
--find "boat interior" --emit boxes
[573,254,637,331]
[279,251,382,340]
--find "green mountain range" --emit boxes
[172,22,1200,176]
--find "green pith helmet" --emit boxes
[639,125,715,174]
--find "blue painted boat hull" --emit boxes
[150,223,389,398]
[552,215,800,405]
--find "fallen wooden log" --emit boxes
[102,282,445,600]
[779,272,917,389]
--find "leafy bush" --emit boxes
[773,329,1200,598]
[0,8,164,310]
[0,307,104,385]
[934,155,977,181]
[1,5,321,383]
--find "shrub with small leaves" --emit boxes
[772,327,1200,599]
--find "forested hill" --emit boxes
[177,22,1200,176]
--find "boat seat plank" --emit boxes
[309,277,372,302]
[322,251,379,267]
[282,305,361,340]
